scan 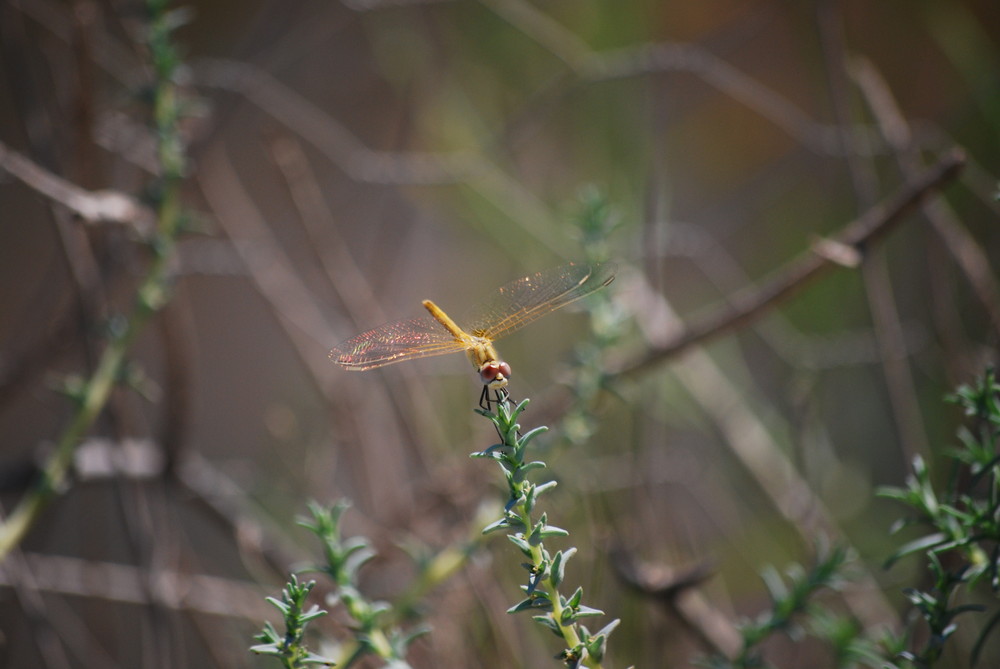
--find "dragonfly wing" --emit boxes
[461,262,616,341]
[329,317,467,370]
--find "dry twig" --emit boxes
[615,149,966,378]
[0,140,152,234]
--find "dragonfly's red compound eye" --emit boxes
[328,262,615,391]
[479,361,511,385]
[479,363,500,383]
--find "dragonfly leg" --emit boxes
[480,386,511,411]
[481,386,511,440]
[496,387,512,408]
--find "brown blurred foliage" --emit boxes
[1,0,999,667]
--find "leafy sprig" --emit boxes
[251,575,334,668]
[878,368,1000,667]
[252,501,428,669]
[0,0,191,559]
[698,369,1000,669]
[474,399,619,668]
[297,501,429,667]
[698,543,875,669]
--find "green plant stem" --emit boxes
[0,0,184,560]
[392,541,476,617]
[0,323,134,558]
[478,400,613,668]
[510,474,587,653]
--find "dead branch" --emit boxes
[615,148,966,379]
[0,550,272,620]
[611,550,739,657]
[0,140,152,234]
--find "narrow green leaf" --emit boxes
[399,624,432,647]
[519,426,549,449]
[594,618,620,640]
[876,486,912,503]
[534,480,559,496]
[249,643,283,656]
[575,604,605,618]
[508,597,549,614]
[883,533,948,568]
[760,565,787,604]
[299,607,328,623]
[585,633,607,661]
[551,550,566,588]
[560,606,576,625]
[508,534,533,556]
[301,651,336,666]
[532,614,564,637]
[470,447,506,460]
[265,596,289,615]
[524,484,537,513]
[482,517,511,534]
[539,525,569,538]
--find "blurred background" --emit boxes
[1,0,998,667]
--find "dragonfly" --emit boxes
[329,262,616,406]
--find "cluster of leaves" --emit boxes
[252,501,427,668]
[0,0,194,559]
[560,189,628,447]
[474,399,619,668]
[145,0,190,186]
[700,369,1000,669]
[252,575,333,668]
[699,543,884,669]
[878,368,1000,667]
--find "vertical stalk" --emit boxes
[477,399,614,668]
[0,0,186,560]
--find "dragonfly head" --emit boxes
[478,361,511,390]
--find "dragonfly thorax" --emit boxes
[330,264,616,397]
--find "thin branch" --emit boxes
[195,146,338,367]
[0,551,273,620]
[265,133,447,459]
[193,59,481,186]
[0,1,186,560]
[266,134,387,327]
[173,453,313,583]
[192,58,566,255]
[479,0,881,156]
[614,148,966,378]
[2,548,74,668]
[0,140,152,234]
[817,2,929,461]
[852,56,1000,342]
[478,0,594,72]
[0,302,152,559]
[341,0,452,9]
[611,550,739,659]
[641,221,928,371]
[196,144,429,514]
[676,343,900,631]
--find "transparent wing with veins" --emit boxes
[328,261,616,371]
[461,262,616,341]
[328,317,468,370]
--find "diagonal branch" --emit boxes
[0,140,152,234]
[615,148,966,378]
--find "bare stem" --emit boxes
[0,0,186,561]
